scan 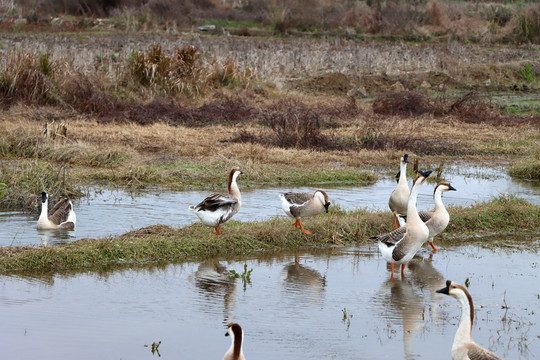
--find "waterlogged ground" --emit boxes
[0,165,539,246]
[1,240,538,360]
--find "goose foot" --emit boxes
[429,241,438,252]
[214,225,222,235]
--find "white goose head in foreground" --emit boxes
[436,280,503,360]
[189,167,243,235]
[223,322,246,360]
[389,153,410,228]
[37,191,76,230]
[279,190,331,234]
[375,169,431,281]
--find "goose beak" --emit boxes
[448,184,456,191]
[418,170,432,178]
[324,202,331,213]
[41,192,47,203]
[225,331,229,337]
[436,280,452,295]
[404,153,409,163]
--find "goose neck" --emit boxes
[455,291,474,344]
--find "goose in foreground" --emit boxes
[436,280,503,360]
[36,192,76,230]
[374,170,432,281]
[223,322,246,360]
[389,153,410,228]
[377,182,456,253]
[189,167,243,235]
[279,190,331,234]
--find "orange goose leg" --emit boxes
[297,220,312,235]
[214,224,222,235]
[390,263,395,282]
[392,214,400,229]
[401,264,406,277]
[429,241,438,252]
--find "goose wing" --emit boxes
[372,227,406,246]
[195,193,238,212]
[418,211,433,223]
[283,192,313,206]
[467,344,503,360]
[48,198,72,225]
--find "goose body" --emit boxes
[436,280,503,360]
[224,322,246,360]
[36,192,76,230]
[389,154,410,228]
[375,170,431,280]
[279,190,331,234]
[377,182,456,252]
[189,168,243,235]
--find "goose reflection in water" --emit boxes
[193,261,238,323]
[37,229,75,246]
[280,256,326,306]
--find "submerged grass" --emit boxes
[0,196,538,273]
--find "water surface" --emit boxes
[1,241,538,360]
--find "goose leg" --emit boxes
[401,264,406,277]
[297,220,312,235]
[293,219,300,228]
[429,241,438,252]
[391,263,395,282]
[215,224,221,235]
[392,214,399,229]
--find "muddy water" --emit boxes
[1,165,539,246]
[1,241,538,360]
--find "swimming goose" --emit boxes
[189,167,243,235]
[223,322,246,360]
[377,182,456,253]
[279,190,331,234]
[436,280,503,360]
[36,192,76,230]
[374,170,432,281]
[389,153,410,228]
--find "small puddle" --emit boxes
[0,165,538,246]
[0,240,537,359]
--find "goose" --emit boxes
[223,322,246,360]
[436,280,503,360]
[376,182,456,253]
[374,170,432,281]
[189,167,243,235]
[36,192,76,230]
[389,153,410,228]
[279,190,331,234]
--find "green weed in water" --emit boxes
[228,263,253,290]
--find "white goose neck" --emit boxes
[398,161,408,185]
[407,179,422,221]
[229,172,241,202]
[38,199,48,221]
[433,187,445,211]
[455,290,474,344]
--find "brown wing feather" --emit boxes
[195,193,238,212]
[467,344,503,360]
[283,192,313,205]
[48,198,72,225]
[372,227,406,245]
[418,211,433,223]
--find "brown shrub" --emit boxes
[372,91,431,116]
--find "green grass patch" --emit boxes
[508,158,540,180]
[0,196,538,273]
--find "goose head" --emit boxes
[315,190,331,213]
[434,182,457,196]
[436,280,473,307]
[412,170,432,186]
[229,167,244,181]
[41,191,48,204]
[401,153,409,164]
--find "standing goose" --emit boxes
[279,190,331,234]
[189,167,243,235]
[376,182,456,253]
[223,322,246,360]
[374,170,432,281]
[37,192,76,230]
[436,280,503,360]
[389,153,410,228]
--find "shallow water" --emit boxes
[1,165,539,246]
[1,241,538,360]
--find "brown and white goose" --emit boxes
[375,170,432,281]
[377,182,456,253]
[279,190,331,234]
[223,322,246,360]
[189,167,243,235]
[436,280,503,360]
[36,191,76,230]
[389,153,410,228]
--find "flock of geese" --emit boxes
[37,154,503,360]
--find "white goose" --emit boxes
[279,190,331,234]
[436,280,503,360]
[189,167,243,235]
[37,191,76,230]
[389,153,410,228]
[374,170,432,281]
[223,322,246,360]
[377,182,456,253]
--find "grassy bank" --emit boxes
[0,196,538,273]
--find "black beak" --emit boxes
[418,170,432,178]
[41,192,47,203]
[448,184,456,191]
[404,153,409,163]
[324,203,331,213]
[225,332,229,337]
[436,280,452,295]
